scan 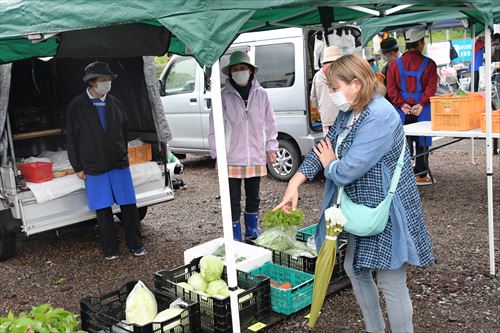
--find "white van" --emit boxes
[159,28,324,181]
[0,57,175,260]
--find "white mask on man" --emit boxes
[232,70,251,86]
[95,81,111,95]
[329,89,352,112]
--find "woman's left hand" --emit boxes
[313,139,336,168]
[267,151,277,164]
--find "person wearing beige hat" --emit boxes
[386,28,438,186]
[311,46,342,136]
[208,51,278,241]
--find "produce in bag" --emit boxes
[254,226,297,251]
[125,281,157,326]
[199,255,224,282]
[153,298,188,332]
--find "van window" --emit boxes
[164,57,197,95]
[255,43,295,88]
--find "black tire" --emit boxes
[0,223,16,261]
[267,139,301,182]
[116,206,148,222]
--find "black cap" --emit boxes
[82,62,118,83]
[380,38,399,54]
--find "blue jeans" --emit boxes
[344,234,414,333]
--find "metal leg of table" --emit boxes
[471,137,476,164]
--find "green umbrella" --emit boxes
[308,206,346,328]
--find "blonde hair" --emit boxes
[326,55,386,112]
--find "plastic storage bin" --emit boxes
[430,92,485,131]
[155,257,271,333]
[19,162,53,183]
[249,262,314,315]
[128,143,152,165]
[480,110,500,133]
[80,280,201,333]
[183,237,272,272]
[248,230,347,284]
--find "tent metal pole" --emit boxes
[483,25,496,277]
[210,60,241,330]
[344,5,380,17]
[471,24,475,91]
[385,4,414,16]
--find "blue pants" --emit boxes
[344,234,414,333]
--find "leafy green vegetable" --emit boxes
[206,279,229,297]
[187,272,208,291]
[262,209,304,229]
[0,304,85,333]
[454,89,468,97]
[254,227,296,251]
[199,255,224,282]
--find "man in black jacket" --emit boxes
[66,62,145,260]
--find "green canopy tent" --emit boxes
[0,1,496,331]
[360,11,469,46]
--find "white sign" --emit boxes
[426,42,450,66]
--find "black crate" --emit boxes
[246,238,348,283]
[154,257,271,333]
[80,281,201,333]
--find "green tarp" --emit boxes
[360,11,468,46]
[0,0,494,66]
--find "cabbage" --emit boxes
[200,255,224,282]
[206,279,229,297]
[177,282,194,292]
[125,281,157,326]
[153,308,184,332]
[187,272,208,291]
[254,227,295,251]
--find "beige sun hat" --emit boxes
[222,51,258,76]
[405,29,425,43]
[321,46,342,64]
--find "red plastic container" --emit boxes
[19,162,53,183]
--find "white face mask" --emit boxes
[232,70,251,86]
[329,88,352,111]
[95,81,111,95]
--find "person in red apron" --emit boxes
[386,29,438,186]
[66,62,145,260]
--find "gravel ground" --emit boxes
[1,138,499,332]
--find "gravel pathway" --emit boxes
[1,138,499,332]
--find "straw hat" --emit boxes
[322,46,342,64]
[222,51,258,76]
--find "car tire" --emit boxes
[267,139,301,182]
[0,223,16,261]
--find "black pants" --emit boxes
[229,177,261,221]
[95,204,143,256]
[405,115,429,176]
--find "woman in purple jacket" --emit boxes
[208,51,279,241]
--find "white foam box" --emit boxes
[184,237,272,272]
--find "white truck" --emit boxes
[0,57,175,261]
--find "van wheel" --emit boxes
[267,139,301,182]
[116,206,148,223]
[0,223,16,261]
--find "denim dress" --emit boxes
[299,94,434,274]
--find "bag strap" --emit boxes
[335,138,406,206]
[388,140,406,194]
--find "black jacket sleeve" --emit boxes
[66,101,83,173]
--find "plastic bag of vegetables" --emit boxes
[125,281,157,326]
[153,298,188,332]
[254,226,297,251]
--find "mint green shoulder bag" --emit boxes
[334,112,406,237]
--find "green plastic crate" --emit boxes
[250,262,314,316]
[296,224,317,242]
